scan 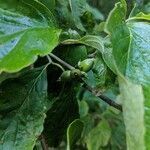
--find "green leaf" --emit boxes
[54,45,87,66]
[119,77,145,150]
[125,22,150,85]
[143,2,150,14]
[102,36,117,74]
[38,0,56,12]
[102,109,126,150]
[83,54,110,90]
[105,1,150,85]
[105,0,150,149]
[86,119,111,150]
[126,13,150,150]
[92,56,107,87]
[105,0,130,74]
[78,100,89,118]
[0,0,61,72]
[80,115,94,140]
[55,0,103,31]
[67,119,84,150]
[55,0,85,31]
[84,4,104,21]
[143,86,150,149]
[43,82,79,147]
[128,12,150,21]
[60,29,80,41]
[62,35,104,53]
[0,66,49,150]
[67,0,86,31]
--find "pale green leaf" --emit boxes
[67,119,84,150]
[128,12,150,21]
[143,86,150,149]
[119,77,145,150]
[62,35,104,53]
[86,119,111,150]
[78,100,89,118]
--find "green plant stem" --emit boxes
[49,53,75,70]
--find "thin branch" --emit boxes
[46,55,65,71]
[83,83,122,112]
[48,53,122,111]
[39,134,49,150]
[52,62,65,72]
[46,55,52,64]
[49,53,75,70]
[99,94,122,112]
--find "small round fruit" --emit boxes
[59,70,71,82]
[70,69,82,79]
[78,58,94,72]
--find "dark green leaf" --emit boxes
[38,0,56,12]
[54,45,87,66]
[0,67,49,150]
[55,0,85,31]
[43,83,79,147]
[55,0,103,31]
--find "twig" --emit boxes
[52,62,65,72]
[83,83,122,112]
[39,134,49,150]
[46,55,65,71]
[48,53,122,111]
[46,55,52,64]
[49,53,75,70]
[99,94,122,112]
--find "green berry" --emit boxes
[70,69,82,79]
[78,58,94,72]
[59,70,71,82]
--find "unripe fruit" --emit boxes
[59,69,87,82]
[70,69,82,79]
[78,58,94,72]
[59,70,71,82]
